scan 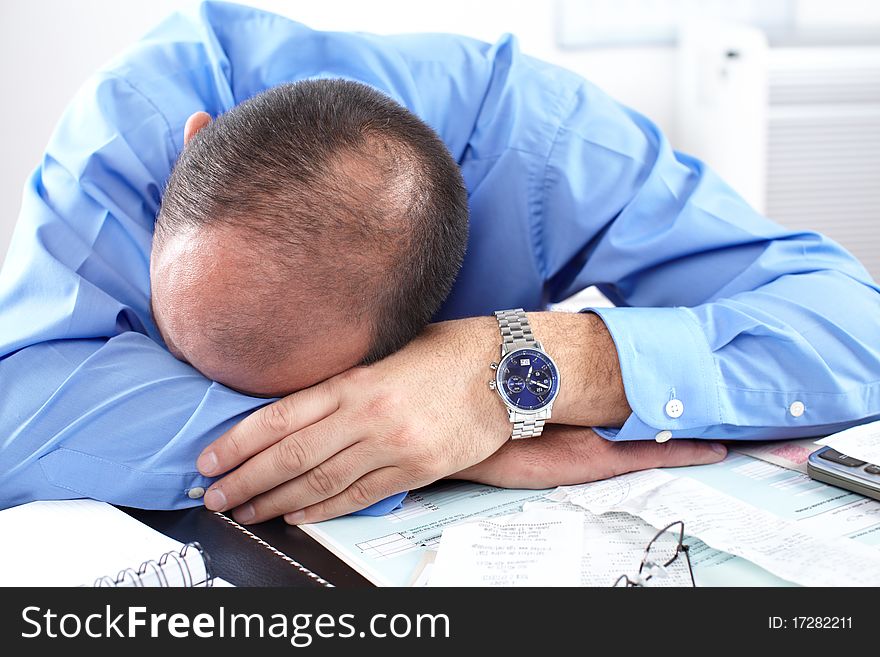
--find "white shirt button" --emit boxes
[187,487,206,500]
[655,430,673,443]
[665,399,684,419]
[789,401,805,418]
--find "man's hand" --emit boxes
[196,313,727,524]
[198,317,513,524]
[452,425,727,489]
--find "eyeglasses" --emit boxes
[613,520,695,587]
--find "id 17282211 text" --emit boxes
[769,617,852,630]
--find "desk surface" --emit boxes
[127,451,880,587]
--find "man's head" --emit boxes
[150,80,469,397]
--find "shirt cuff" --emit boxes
[352,492,407,516]
[586,306,721,441]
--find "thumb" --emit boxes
[613,438,727,474]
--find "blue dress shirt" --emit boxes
[2,2,879,512]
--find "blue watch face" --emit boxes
[496,349,559,411]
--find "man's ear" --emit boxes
[183,111,212,146]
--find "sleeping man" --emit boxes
[2,3,879,525]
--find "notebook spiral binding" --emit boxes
[93,541,214,587]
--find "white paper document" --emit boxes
[817,420,880,466]
[548,469,678,506]
[302,453,880,586]
[301,481,550,586]
[407,552,437,587]
[427,501,695,587]
[428,509,582,586]
[555,469,880,586]
[523,501,694,586]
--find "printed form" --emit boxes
[524,501,695,586]
[555,467,880,586]
[302,454,880,586]
[426,503,697,587]
[428,509,583,587]
[300,481,550,586]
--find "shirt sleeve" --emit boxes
[0,63,273,509]
[0,5,414,513]
[539,80,880,441]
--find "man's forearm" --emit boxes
[476,311,631,429]
[0,333,265,510]
[530,311,630,427]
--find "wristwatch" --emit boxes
[489,309,560,439]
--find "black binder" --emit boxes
[122,506,373,588]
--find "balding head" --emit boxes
[150,80,469,397]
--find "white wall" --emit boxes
[0,0,675,266]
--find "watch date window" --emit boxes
[519,358,531,366]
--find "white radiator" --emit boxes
[765,47,880,280]
[676,23,880,281]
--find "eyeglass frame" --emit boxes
[613,520,695,587]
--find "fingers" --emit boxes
[228,443,380,524]
[198,382,340,477]
[283,467,415,525]
[203,414,357,513]
[286,433,725,522]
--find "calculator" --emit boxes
[807,446,880,502]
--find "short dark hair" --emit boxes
[155,79,469,364]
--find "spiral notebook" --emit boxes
[0,499,232,587]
